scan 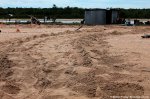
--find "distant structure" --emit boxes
[28,15,41,25]
[84,9,119,25]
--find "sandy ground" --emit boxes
[0,24,150,99]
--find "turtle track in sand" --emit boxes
[0,28,145,99]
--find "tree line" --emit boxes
[0,5,84,19]
[1,5,150,19]
[118,8,150,19]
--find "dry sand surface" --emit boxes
[0,24,150,99]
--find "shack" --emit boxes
[84,9,119,25]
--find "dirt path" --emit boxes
[0,25,150,99]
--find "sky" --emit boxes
[0,0,150,8]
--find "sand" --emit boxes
[0,24,150,99]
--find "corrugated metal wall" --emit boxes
[111,11,118,24]
[85,11,95,25]
[85,9,118,25]
[85,10,106,25]
[95,10,106,25]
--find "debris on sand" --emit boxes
[16,28,21,33]
[28,15,41,25]
[75,25,83,31]
[141,34,150,38]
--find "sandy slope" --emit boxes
[0,25,150,99]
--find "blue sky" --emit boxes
[0,0,150,8]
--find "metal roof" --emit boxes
[85,9,106,11]
[85,8,118,11]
